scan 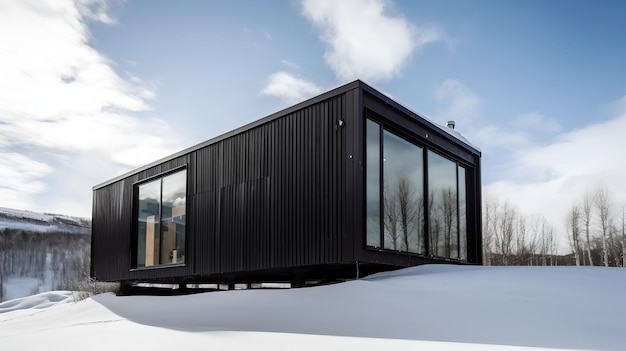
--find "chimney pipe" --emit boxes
[447,120,455,129]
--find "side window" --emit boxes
[135,169,187,267]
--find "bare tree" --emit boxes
[566,204,582,266]
[594,186,611,267]
[397,177,420,252]
[622,205,626,268]
[525,219,540,266]
[582,192,594,266]
[383,181,400,250]
[493,200,516,265]
[483,198,496,265]
[515,215,528,265]
[441,187,458,258]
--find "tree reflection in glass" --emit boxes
[382,131,424,254]
[427,151,458,258]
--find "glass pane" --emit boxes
[383,131,424,253]
[137,179,161,267]
[161,170,187,264]
[459,167,467,260]
[366,119,381,247]
[428,151,458,258]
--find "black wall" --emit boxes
[92,91,349,282]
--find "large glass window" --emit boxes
[366,118,469,260]
[382,131,424,253]
[136,169,186,267]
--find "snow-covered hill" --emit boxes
[0,207,89,234]
[1,265,625,350]
[0,207,91,302]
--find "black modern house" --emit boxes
[91,80,482,288]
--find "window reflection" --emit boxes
[160,171,186,265]
[382,131,424,254]
[137,179,160,267]
[428,151,458,258]
[136,169,186,267]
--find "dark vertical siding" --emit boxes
[92,179,133,281]
[191,94,346,275]
[93,92,347,281]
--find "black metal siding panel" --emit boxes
[91,180,133,281]
[342,87,361,262]
[187,95,346,275]
[92,93,348,281]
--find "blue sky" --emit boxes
[1,0,625,243]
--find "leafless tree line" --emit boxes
[484,184,625,267]
[483,197,559,266]
[383,178,424,253]
[565,186,625,267]
[382,177,461,258]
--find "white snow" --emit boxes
[0,291,75,314]
[1,265,624,350]
[3,277,41,301]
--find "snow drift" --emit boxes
[1,265,624,350]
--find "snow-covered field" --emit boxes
[1,265,624,350]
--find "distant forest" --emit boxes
[483,185,625,267]
[0,229,91,302]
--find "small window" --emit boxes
[135,169,187,268]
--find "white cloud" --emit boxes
[432,79,626,250]
[434,79,481,125]
[76,0,116,24]
[301,0,443,83]
[280,60,300,70]
[484,96,626,241]
[0,0,181,216]
[260,72,322,104]
[512,112,562,134]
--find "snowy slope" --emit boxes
[0,207,91,302]
[1,265,624,350]
[0,207,89,234]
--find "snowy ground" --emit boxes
[1,265,624,350]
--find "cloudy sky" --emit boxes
[1,0,625,241]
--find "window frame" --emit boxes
[364,114,472,262]
[131,166,188,270]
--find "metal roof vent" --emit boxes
[447,120,456,129]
